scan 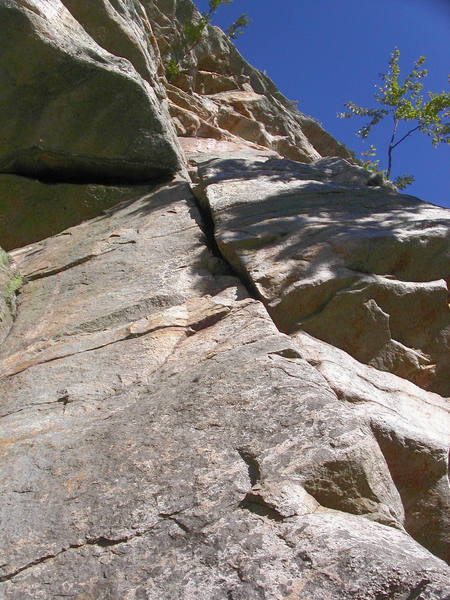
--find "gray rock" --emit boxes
[1,1,450,596]
[1,183,449,598]
[0,0,182,181]
[292,330,450,561]
[61,0,163,84]
[196,154,450,394]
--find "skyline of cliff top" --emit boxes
[196,0,450,208]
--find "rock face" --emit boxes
[146,0,350,162]
[292,331,450,561]
[2,183,450,598]
[0,249,21,345]
[196,154,450,395]
[1,1,450,598]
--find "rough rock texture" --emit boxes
[0,0,182,181]
[1,185,450,598]
[196,153,450,395]
[147,0,350,162]
[1,1,450,598]
[292,331,450,561]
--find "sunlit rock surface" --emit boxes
[147,0,350,162]
[1,0,449,597]
[196,153,450,395]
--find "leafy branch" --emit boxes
[339,49,450,189]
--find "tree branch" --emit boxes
[391,124,421,150]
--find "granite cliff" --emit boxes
[0,1,449,598]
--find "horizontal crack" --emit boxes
[0,324,188,380]
[1,304,231,381]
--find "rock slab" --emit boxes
[196,153,450,394]
[1,182,449,598]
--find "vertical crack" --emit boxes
[237,448,261,486]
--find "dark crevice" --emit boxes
[239,494,285,522]
[189,184,260,301]
[267,348,302,360]
[236,449,285,522]
[2,159,173,186]
[404,579,431,600]
[158,513,190,534]
[85,536,130,548]
[237,448,261,486]
[0,553,59,583]
[0,533,144,583]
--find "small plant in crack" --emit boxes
[165,0,250,82]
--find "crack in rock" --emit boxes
[237,448,261,487]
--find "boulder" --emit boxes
[292,330,450,561]
[0,0,182,182]
[195,153,450,394]
[60,0,162,84]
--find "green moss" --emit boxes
[0,248,10,267]
[4,273,24,310]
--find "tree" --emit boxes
[166,0,250,80]
[338,49,450,189]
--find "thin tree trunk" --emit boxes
[387,122,421,179]
[386,118,398,179]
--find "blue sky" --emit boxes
[194,0,449,208]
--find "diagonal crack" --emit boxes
[25,249,116,282]
[1,304,231,380]
[0,533,148,583]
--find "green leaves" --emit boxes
[204,0,249,42]
[339,48,450,189]
[392,174,415,190]
[339,103,388,138]
[208,0,233,13]
[226,14,251,39]
[183,18,208,47]
[165,58,181,81]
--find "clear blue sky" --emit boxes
[194,0,450,208]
